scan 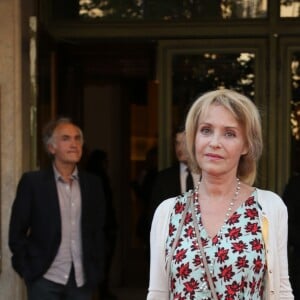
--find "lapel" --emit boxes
[39,167,61,228]
[43,167,59,204]
[78,169,86,203]
[78,170,88,223]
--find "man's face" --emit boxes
[174,132,188,163]
[48,123,83,167]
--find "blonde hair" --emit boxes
[185,89,263,185]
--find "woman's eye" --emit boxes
[200,127,211,135]
[225,131,236,137]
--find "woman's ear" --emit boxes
[241,147,248,156]
[241,140,249,156]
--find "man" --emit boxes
[9,117,106,300]
[150,126,198,213]
[282,174,300,298]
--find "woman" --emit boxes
[147,89,293,299]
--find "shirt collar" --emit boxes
[53,164,79,182]
[180,162,188,173]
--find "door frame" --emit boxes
[157,38,269,187]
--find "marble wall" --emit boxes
[0,0,27,299]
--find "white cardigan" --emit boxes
[147,188,294,300]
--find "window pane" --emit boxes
[172,52,255,126]
[75,0,267,21]
[220,0,267,18]
[290,53,300,174]
[280,0,300,18]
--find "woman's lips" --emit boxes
[205,153,223,159]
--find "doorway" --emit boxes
[37,40,157,295]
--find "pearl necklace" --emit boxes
[191,178,241,299]
[194,177,241,224]
[225,177,241,221]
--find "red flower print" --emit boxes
[170,277,176,291]
[232,241,247,253]
[169,224,176,236]
[245,222,259,235]
[258,277,265,296]
[183,278,199,298]
[184,212,192,225]
[226,281,240,296]
[174,248,187,263]
[240,276,247,291]
[184,225,194,239]
[176,262,192,279]
[216,247,229,263]
[245,208,258,220]
[250,238,263,253]
[235,255,249,269]
[192,254,201,267]
[253,256,264,273]
[169,237,183,249]
[225,227,242,240]
[175,238,183,248]
[245,196,255,206]
[201,237,209,247]
[212,235,219,245]
[219,265,235,282]
[167,238,173,250]
[174,292,185,300]
[191,240,199,251]
[228,213,241,225]
[257,277,263,290]
[175,202,185,214]
[167,195,265,299]
[249,278,256,294]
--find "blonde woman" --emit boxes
[147,89,293,299]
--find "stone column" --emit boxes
[0,0,26,299]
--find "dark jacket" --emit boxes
[8,167,106,288]
[282,175,300,247]
[150,163,181,216]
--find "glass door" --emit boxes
[157,39,268,186]
[280,39,300,178]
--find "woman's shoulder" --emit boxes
[153,193,189,219]
[256,188,282,200]
[255,188,287,211]
[154,196,178,215]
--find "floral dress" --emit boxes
[166,190,267,300]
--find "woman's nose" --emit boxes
[209,134,221,148]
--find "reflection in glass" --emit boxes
[172,52,255,126]
[79,0,144,19]
[78,0,267,20]
[221,0,267,18]
[280,0,300,18]
[290,54,300,140]
[289,53,300,174]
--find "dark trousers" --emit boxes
[26,267,92,300]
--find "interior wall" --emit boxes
[83,83,125,286]
[83,84,121,161]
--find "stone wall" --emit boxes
[0,0,26,299]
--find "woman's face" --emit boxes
[195,104,248,178]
